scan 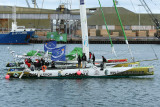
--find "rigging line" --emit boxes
[129,0,137,13]
[137,45,158,62]
[149,0,160,10]
[97,0,117,58]
[150,44,158,60]
[151,0,160,7]
[139,0,155,23]
[142,0,156,19]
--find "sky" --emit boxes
[0,0,160,13]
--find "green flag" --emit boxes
[55,33,67,42]
[47,32,58,39]
[47,32,67,42]
[27,50,42,56]
[66,47,82,60]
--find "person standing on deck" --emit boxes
[101,56,107,70]
[89,52,92,63]
[82,53,87,68]
[77,55,82,68]
[102,56,107,63]
[92,54,95,65]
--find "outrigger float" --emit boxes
[5,0,155,79]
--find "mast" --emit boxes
[98,0,117,57]
[12,6,17,32]
[79,0,89,59]
[113,0,134,61]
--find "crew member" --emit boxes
[41,58,45,66]
[102,56,107,63]
[92,54,95,65]
[37,59,41,70]
[89,52,92,62]
[77,55,81,68]
[51,61,55,68]
[101,56,107,70]
[82,53,87,68]
[45,61,49,67]
[28,58,32,63]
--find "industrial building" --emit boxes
[0,5,159,37]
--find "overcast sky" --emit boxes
[0,0,160,13]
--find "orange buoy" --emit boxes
[42,65,47,72]
[5,75,10,79]
[77,70,81,76]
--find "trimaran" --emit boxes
[5,0,154,79]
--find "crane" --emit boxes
[25,0,39,8]
[139,0,160,38]
[32,0,39,8]
[25,0,31,8]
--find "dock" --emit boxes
[30,36,160,44]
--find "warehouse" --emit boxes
[0,5,159,37]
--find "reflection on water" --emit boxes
[0,44,160,106]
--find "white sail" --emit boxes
[79,0,89,59]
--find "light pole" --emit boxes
[138,5,143,31]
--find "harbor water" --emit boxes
[0,44,160,107]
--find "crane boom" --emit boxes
[25,0,31,8]
[139,0,160,38]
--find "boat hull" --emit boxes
[6,66,154,79]
[0,31,34,44]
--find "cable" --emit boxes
[150,0,160,10]
[129,0,137,13]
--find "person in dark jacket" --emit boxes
[45,61,49,67]
[51,61,55,68]
[101,56,107,70]
[82,53,87,68]
[37,59,41,70]
[41,58,45,66]
[77,55,81,68]
[102,56,107,63]
[92,54,95,65]
[28,58,32,63]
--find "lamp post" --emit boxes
[138,5,143,31]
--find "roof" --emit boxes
[87,7,160,26]
[0,5,58,14]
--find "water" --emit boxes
[0,44,160,107]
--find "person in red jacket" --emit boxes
[89,52,92,62]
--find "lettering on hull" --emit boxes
[110,71,145,75]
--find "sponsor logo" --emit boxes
[51,48,65,58]
[12,32,27,35]
[110,71,145,75]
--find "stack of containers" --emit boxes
[89,29,96,36]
